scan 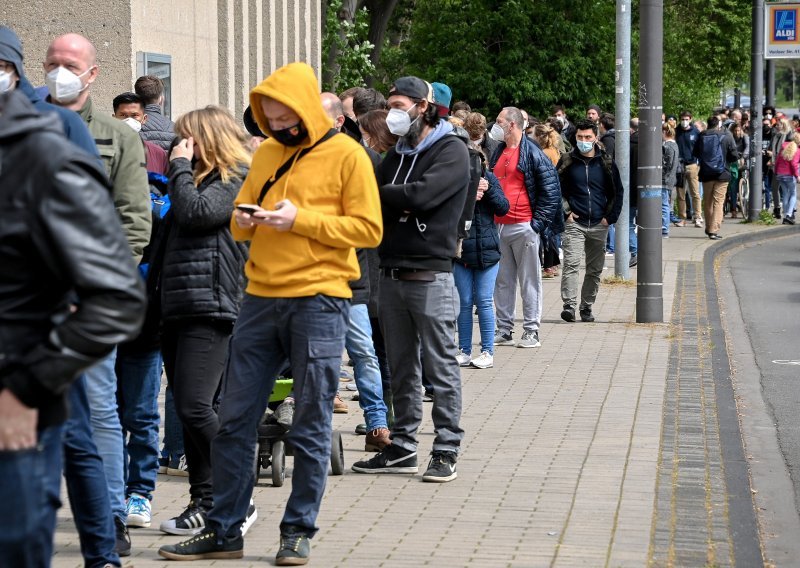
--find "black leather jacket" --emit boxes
[0,92,146,429]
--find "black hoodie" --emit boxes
[0,91,145,428]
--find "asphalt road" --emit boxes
[730,233,800,510]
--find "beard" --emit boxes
[402,111,427,147]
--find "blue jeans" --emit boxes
[64,377,120,568]
[779,175,797,218]
[454,262,499,355]
[84,348,126,521]
[116,349,162,499]
[346,304,388,431]
[606,207,638,254]
[661,188,671,236]
[208,294,349,539]
[0,425,63,568]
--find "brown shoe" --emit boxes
[365,428,391,452]
[333,394,349,414]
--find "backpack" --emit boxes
[138,172,172,280]
[698,133,725,178]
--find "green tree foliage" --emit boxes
[322,0,376,93]
[374,0,750,120]
[378,0,617,118]
[662,0,751,117]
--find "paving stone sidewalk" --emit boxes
[52,220,772,567]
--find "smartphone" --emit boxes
[236,204,259,215]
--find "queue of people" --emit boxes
[4,22,758,568]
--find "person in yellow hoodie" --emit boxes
[158,62,382,565]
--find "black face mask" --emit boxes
[271,121,308,146]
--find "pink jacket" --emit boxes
[775,141,800,178]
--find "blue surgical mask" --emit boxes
[577,140,594,154]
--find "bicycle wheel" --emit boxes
[738,177,749,217]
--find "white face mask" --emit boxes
[46,66,92,103]
[0,71,14,93]
[386,104,418,136]
[121,117,142,133]
[681,119,691,128]
[489,123,506,141]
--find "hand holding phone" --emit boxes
[236,204,260,215]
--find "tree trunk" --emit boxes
[323,0,359,92]
[363,0,400,87]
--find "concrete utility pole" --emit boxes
[614,0,631,279]
[749,0,765,221]
[767,60,776,107]
[636,0,664,323]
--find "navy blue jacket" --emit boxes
[557,146,624,229]
[488,135,561,235]
[676,125,700,165]
[458,171,509,270]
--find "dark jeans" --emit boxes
[370,315,393,427]
[0,424,64,568]
[162,320,233,507]
[207,294,349,540]
[379,273,464,453]
[63,376,120,568]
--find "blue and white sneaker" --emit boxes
[126,493,152,528]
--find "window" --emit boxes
[136,52,172,119]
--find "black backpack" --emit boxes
[698,133,725,178]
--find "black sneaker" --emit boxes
[158,528,243,561]
[241,499,258,536]
[422,451,458,483]
[579,307,595,322]
[114,516,131,557]
[351,444,418,474]
[629,254,638,268]
[159,500,207,535]
[276,529,311,566]
[561,306,576,322]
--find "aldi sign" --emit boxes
[766,3,800,58]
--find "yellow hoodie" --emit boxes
[231,62,382,299]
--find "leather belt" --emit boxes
[382,268,439,282]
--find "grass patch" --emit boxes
[602,275,635,287]
[739,209,777,225]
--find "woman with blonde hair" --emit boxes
[157,105,253,535]
[533,123,562,166]
[775,130,799,224]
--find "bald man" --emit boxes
[44,33,151,558]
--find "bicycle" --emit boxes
[738,168,750,217]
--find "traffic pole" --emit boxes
[636,0,664,323]
[614,0,632,279]
[767,60,776,107]
[749,0,764,221]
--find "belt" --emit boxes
[382,268,439,282]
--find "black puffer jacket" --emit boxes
[458,171,509,269]
[160,158,248,322]
[558,146,624,228]
[140,104,175,151]
[0,91,145,428]
[488,135,562,235]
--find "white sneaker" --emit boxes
[694,218,703,227]
[455,350,471,367]
[125,493,151,528]
[469,351,494,369]
[241,498,258,536]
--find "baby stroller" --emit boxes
[254,378,345,487]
